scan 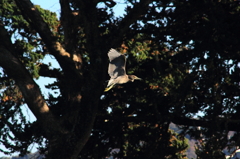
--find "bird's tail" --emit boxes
[104,84,115,92]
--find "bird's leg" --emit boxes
[104,83,115,92]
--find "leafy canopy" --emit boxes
[0,0,240,158]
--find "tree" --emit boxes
[195,136,226,159]
[0,0,240,158]
[166,129,189,159]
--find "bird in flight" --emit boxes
[104,48,141,92]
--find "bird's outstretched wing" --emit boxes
[108,48,126,78]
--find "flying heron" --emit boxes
[104,48,141,92]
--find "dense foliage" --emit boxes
[0,0,239,158]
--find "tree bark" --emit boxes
[0,0,179,158]
[0,25,63,135]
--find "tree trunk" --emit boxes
[47,104,98,158]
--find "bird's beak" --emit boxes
[135,77,142,80]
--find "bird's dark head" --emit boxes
[128,75,142,82]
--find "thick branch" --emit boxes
[39,63,62,78]
[172,116,240,132]
[76,1,107,87]
[0,23,15,54]
[97,115,240,132]
[0,47,63,135]
[60,0,81,53]
[15,0,82,78]
[77,1,102,55]
[0,24,64,136]
[15,0,84,109]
